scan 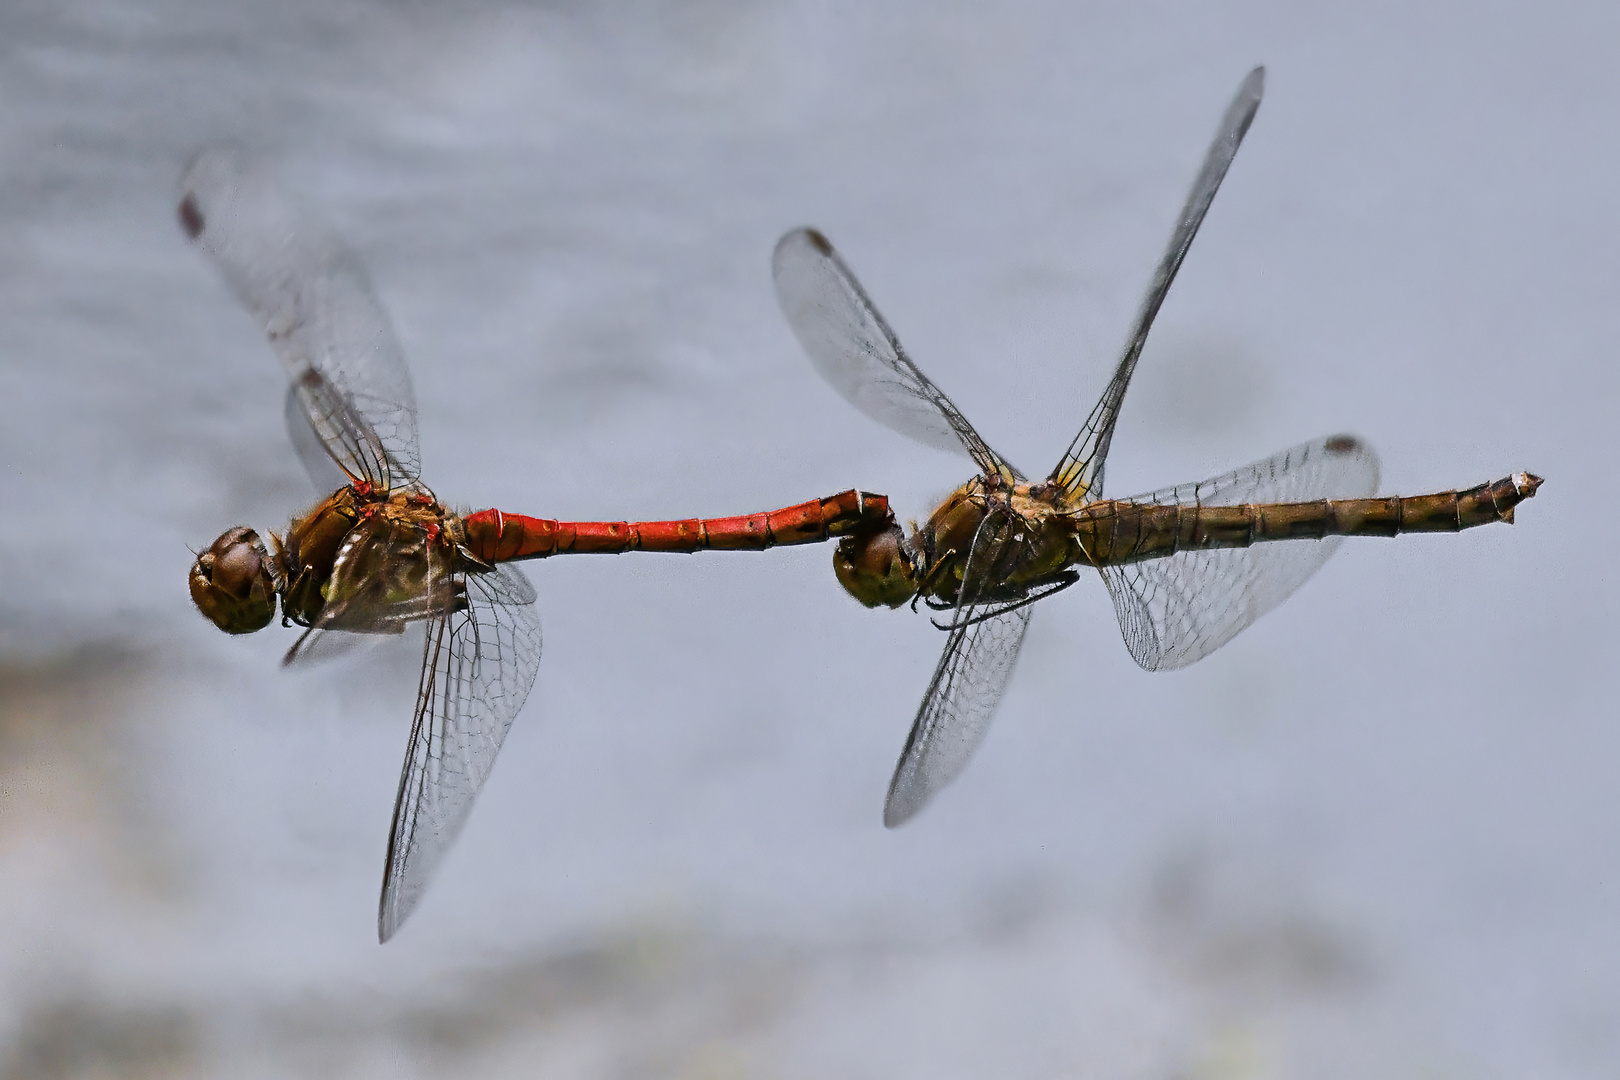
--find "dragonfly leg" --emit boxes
[929,571,1080,631]
[283,624,317,665]
[279,565,317,627]
[910,548,960,613]
[446,576,471,615]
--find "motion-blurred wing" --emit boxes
[281,626,375,667]
[180,145,420,491]
[1050,67,1264,501]
[1099,434,1379,672]
[773,228,1019,482]
[885,512,1033,826]
[378,558,542,942]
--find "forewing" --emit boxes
[1099,435,1379,671]
[773,228,1019,481]
[180,145,420,490]
[378,558,542,942]
[284,384,351,494]
[1050,67,1265,501]
[884,513,1033,826]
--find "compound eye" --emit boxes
[190,527,277,634]
[833,524,916,609]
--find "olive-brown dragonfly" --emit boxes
[772,67,1541,826]
[180,148,896,940]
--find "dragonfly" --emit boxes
[180,147,897,941]
[771,66,1541,827]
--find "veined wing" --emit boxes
[180,145,420,491]
[1099,434,1379,672]
[379,555,542,942]
[284,385,354,495]
[773,228,1020,482]
[884,510,1033,826]
[1050,67,1265,501]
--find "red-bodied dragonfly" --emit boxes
[180,148,896,940]
[772,67,1541,826]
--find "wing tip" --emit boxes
[177,142,251,219]
[883,755,928,827]
[802,227,834,255]
[378,882,399,943]
[1323,433,1361,456]
[774,226,833,267]
[883,795,921,829]
[1230,71,1264,142]
[1319,432,1380,494]
[378,882,415,944]
[884,757,939,827]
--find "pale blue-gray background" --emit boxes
[0,2,1610,1076]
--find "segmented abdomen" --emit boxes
[1073,472,1541,567]
[461,489,894,562]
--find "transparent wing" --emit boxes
[281,625,382,668]
[884,511,1033,826]
[773,228,1020,482]
[284,384,351,494]
[378,557,542,942]
[1050,67,1265,501]
[180,145,420,491]
[1099,434,1379,672]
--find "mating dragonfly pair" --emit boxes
[185,67,1539,941]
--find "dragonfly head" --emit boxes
[833,520,918,609]
[190,526,278,634]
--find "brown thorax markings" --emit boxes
[907,474,1088,611]
[273,483,468,629]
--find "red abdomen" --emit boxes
[462,490,893,562]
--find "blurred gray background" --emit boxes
[0,1,1610,1076]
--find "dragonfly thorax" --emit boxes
[277,486,367,628]
[902,481,1081,609]
[279,484,461,630]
